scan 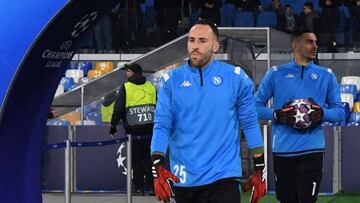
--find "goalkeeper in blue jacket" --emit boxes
[151,20,266,203]
[255,28,344,203]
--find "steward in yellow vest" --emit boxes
[109,64,157,135]
[109,63,157,194]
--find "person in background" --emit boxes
[298,2,320,36]
[110,63,157,195]
[200,0,222,26]
[255,28,344,203]
[279,4,297,33]
[344,0,360,52]
[319,0,341,52]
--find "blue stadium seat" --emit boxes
[60,77,75,92]
[340,84,358,99]
[75,105,92,119]
[281,0,292,5]
[291,2,303,16]
[260,0,272,8]
[346,121,360,126]
[233,11,254,27]
[342,102,351,121]
[339,5,351,19]
[221,3,237,27]
[349,112,360,123]
[341,93,354,111]
[74,62,92,77]
[86,111,102,125]
[256,11,277,28]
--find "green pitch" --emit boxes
[241,192,360,203]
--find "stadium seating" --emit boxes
[291,2,303,15]
[233,11,255,27]
[87,69,104,79]
[343,102,351,121]
[65,69,84,83]
[95,62,114,74]
[59,111,81,125]
[74,62,93,77]
[75,105,92,119]
[341,76,360,92]
[221,3,237,27]
[341,93,354,111]
[60,77,75,92]
[349,112,360,123]
[354,101,360,112]
[256,11,277,28]
[86,111,102,125]
[339,84,357,99]
[260,0,272,8]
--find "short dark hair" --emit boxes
[193,19,219,40]
[291,28,314,42]
[304,2,313,10]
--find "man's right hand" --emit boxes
[273,106,296,126]
[243,154,267,203]
[109,125,117,137]
[152,154,179,203]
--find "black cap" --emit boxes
[123,63,143,74]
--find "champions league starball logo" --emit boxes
[289,99,315,129]
[60,40,72,50]
[116,143,127,175]
[71,11,98,38]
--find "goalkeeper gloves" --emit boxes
[307,97,324,126]
[309,103,323,126]
[273,105,296,126]
[152,154,179,203]
[243,154,267,203]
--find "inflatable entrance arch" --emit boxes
[0,0,117,202]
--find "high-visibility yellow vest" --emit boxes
[101,102,115,123]
[124,81,156,126]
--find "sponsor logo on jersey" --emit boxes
[212,75,223,86]
[285,73,295,79]
[311,73,318,80]
[181,80,192,87]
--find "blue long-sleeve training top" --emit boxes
[255,61,345,156]
[151,60,264,187]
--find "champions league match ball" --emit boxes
[288,99,315,129]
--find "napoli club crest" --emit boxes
[212,75,222,86]
[310,73,318,80]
